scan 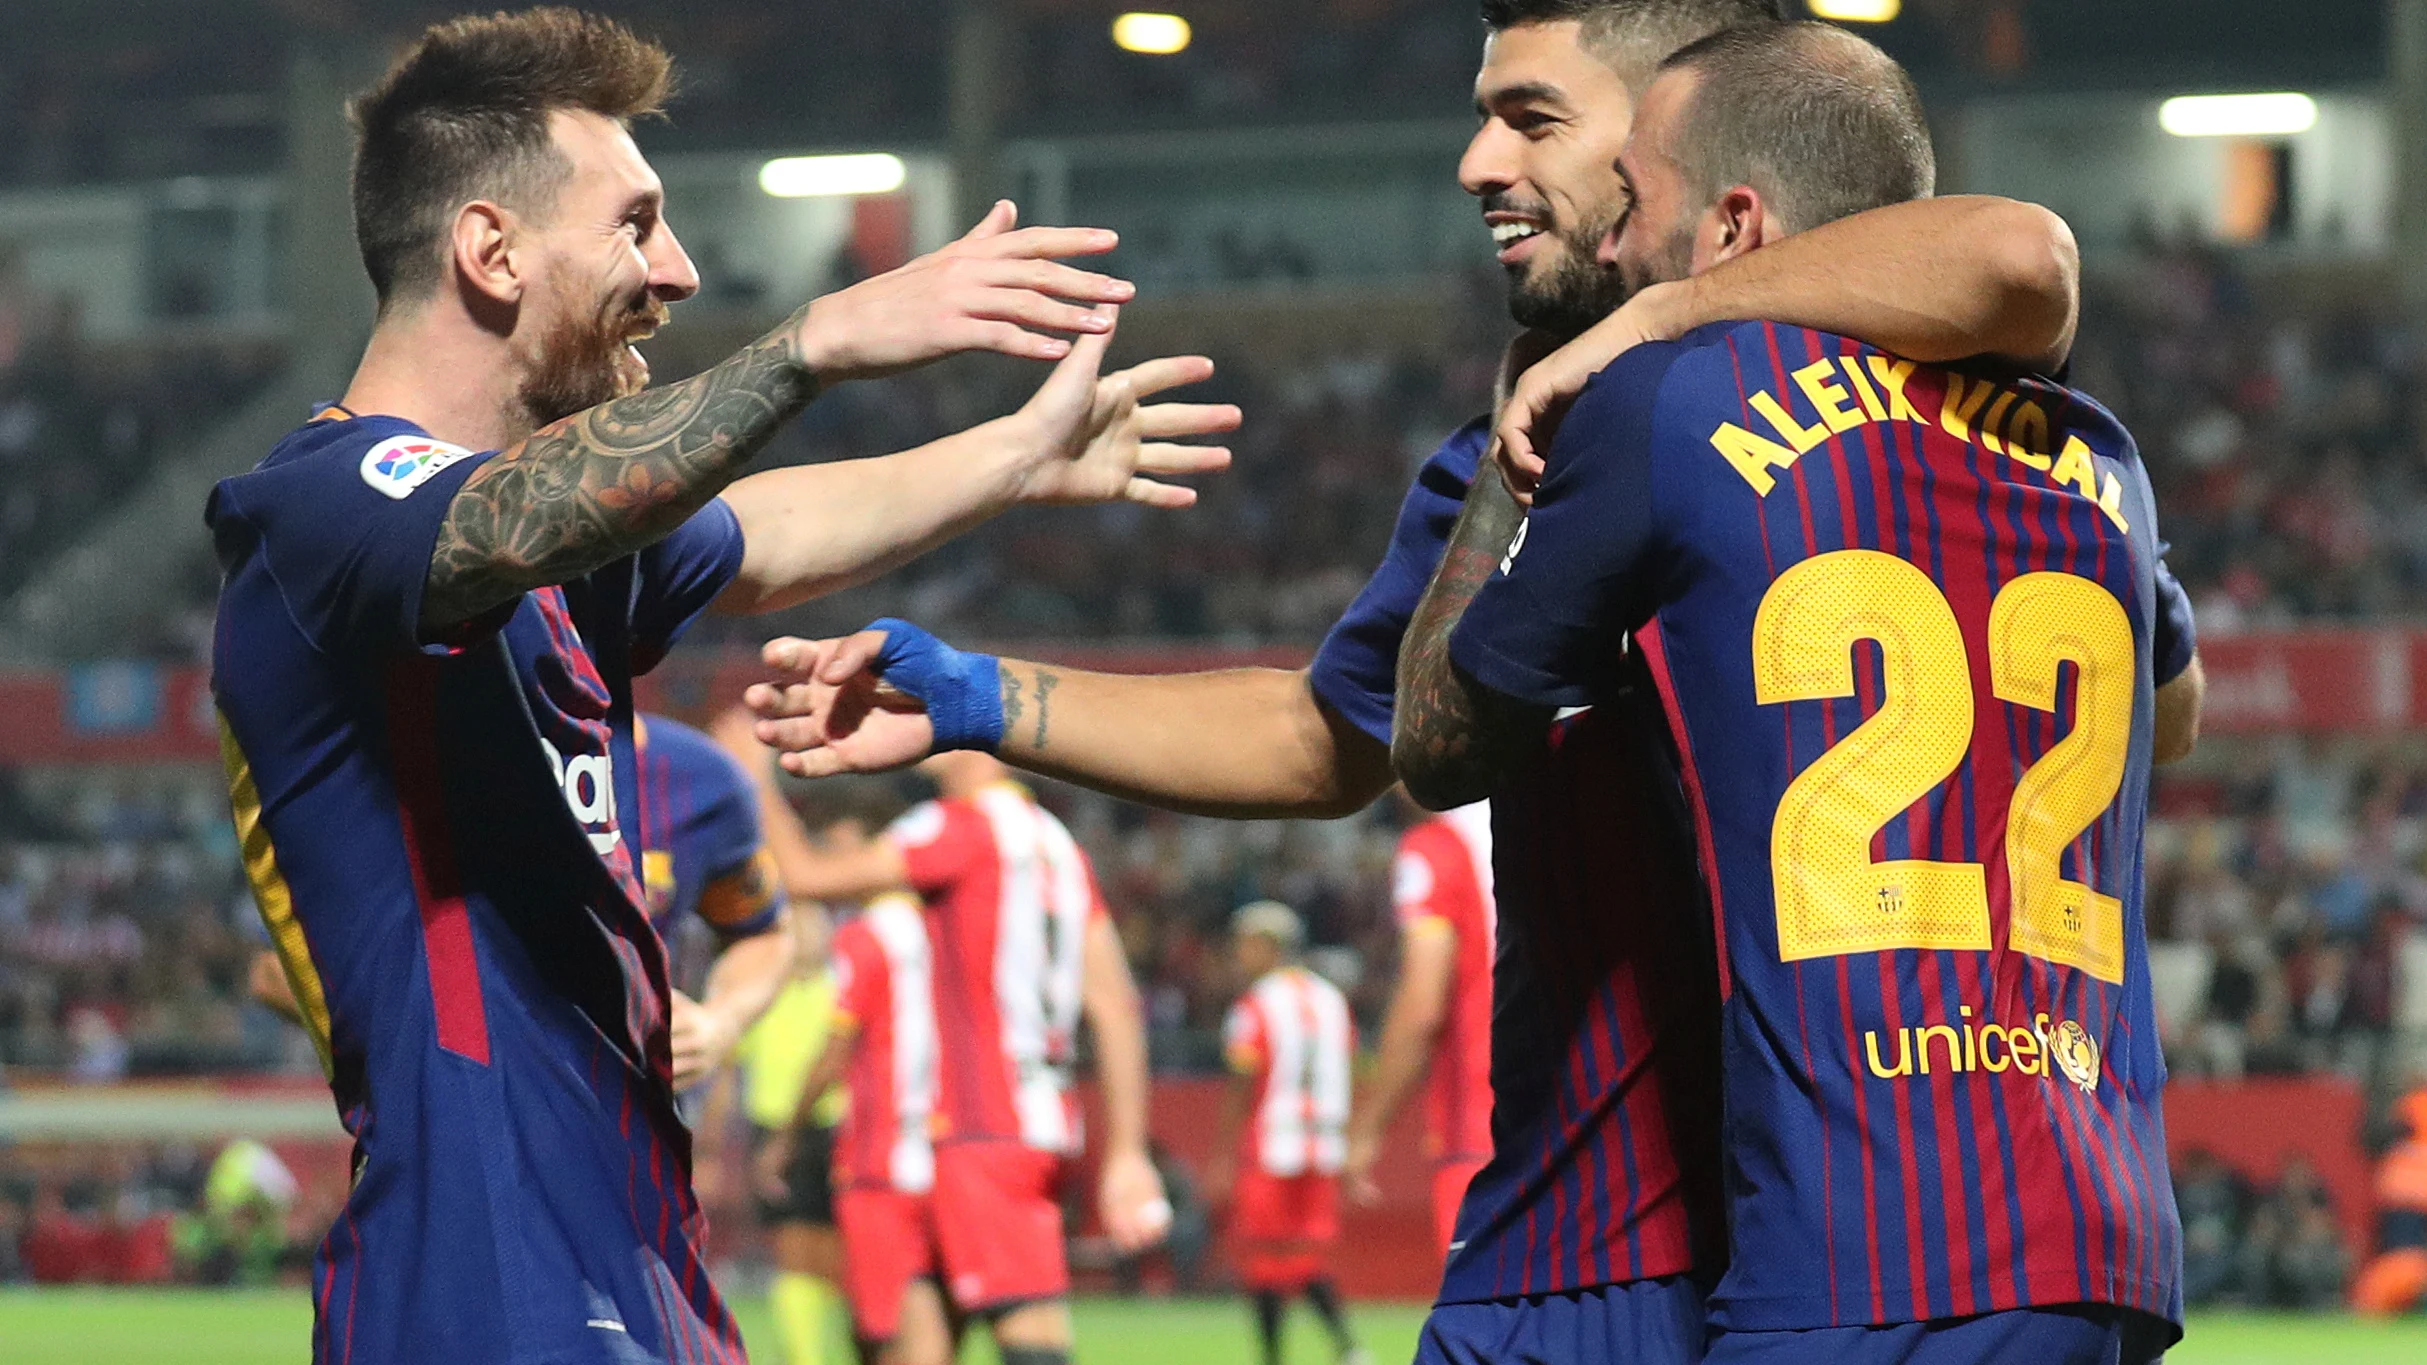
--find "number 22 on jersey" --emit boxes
[1752,549,2132,984]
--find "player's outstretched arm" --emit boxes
[1343,922,1457,1204]
[746,628,1397,820]
[1393,475,1552,811]
[1497,196,2079,500]
[419,202,1142,633]
[1083,914,1170,1251]
[711,319,1236,615]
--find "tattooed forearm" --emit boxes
[420,306,821,633]
[1032,668,1060,749]
[1392,471,1552,810]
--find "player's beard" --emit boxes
[1499,196,1632,342]
[519,289,668,430]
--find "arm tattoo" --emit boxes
[1002,669,1027,740]
[421,306,820,633]
[1391,471,1552,809]
[1032,668,1060,749]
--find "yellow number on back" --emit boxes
[1753,551,1991,962]
[1752,552,2136,981]
[1990,573,2132,983]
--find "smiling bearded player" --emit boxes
[207,9,1236,1363]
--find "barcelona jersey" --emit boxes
[210,414,749,1364]
[1452,322,2197,1335]
[634,712,785,939]
[1311,420,1724,1306]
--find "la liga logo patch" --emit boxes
[359,434,475,500]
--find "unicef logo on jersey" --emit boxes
[542,737,622,856]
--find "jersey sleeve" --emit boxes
[1222,997,1267,1076]
[629,498,747,675]
[2152,550,2197,687]
[886,800,991,899]
[206,428,500,658]
[1448,345,1679,710]
[1307,418,1491,746]
[690,747,787,937]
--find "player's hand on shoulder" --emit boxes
[792,200,1135,382]
[1004,309,1239,509]
[746,632,941,778]
[1494,283,1687,505]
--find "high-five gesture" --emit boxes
[794,200,1138,381]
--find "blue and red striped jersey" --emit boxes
[634,713,784,939]
[1310,420,1724,1306]
[209,414,750,1365]
[1452,321,2192,1334]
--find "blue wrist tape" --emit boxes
[864,617,1005,753]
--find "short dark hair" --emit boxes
[1655,21,1934,233]
[1481,0,1790,80]
[349,7,673,307]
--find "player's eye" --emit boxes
[1508,109,1559,137]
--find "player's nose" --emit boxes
[649,221,701,304]
[1459,122,1521,199]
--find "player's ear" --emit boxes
[450,200,524,309]
[1694,185,1769,272]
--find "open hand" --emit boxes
[794,200,1136,380]
[1008,309,1239,509]
[746,633,941,780]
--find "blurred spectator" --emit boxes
[2176,1146,2250,1306]
[2237,1154,2352,1308]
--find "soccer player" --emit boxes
[208,10,1234,1361]
[634,713,799,1088]
[1212,901,1364,1365]
[754,751,1161,1365]
[1394,23,2200,1365]
[749,2,2094,1359]
[698,907,849,1365]
[1343,796,1495,1256]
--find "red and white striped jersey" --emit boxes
[831,894,938,1194]
[1223,966,1355,1177]
[1392,801,1496,1163]
[886,782,1102,1155]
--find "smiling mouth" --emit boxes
[1491,221,1545,248]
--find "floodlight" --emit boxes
[2159,93,2318,139]
[1113,13,1192,55]
[758,154,908,199]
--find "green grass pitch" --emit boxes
[0,1289,2421,1363]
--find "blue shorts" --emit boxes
[1705,1305,2176,1365]
[1416,1275,1708,1365]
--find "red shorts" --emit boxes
[1433,1157,1487,1253]
[1232,1169,1340,1291]
[930,1141,1070,1312]
[834,1187,937,1342]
